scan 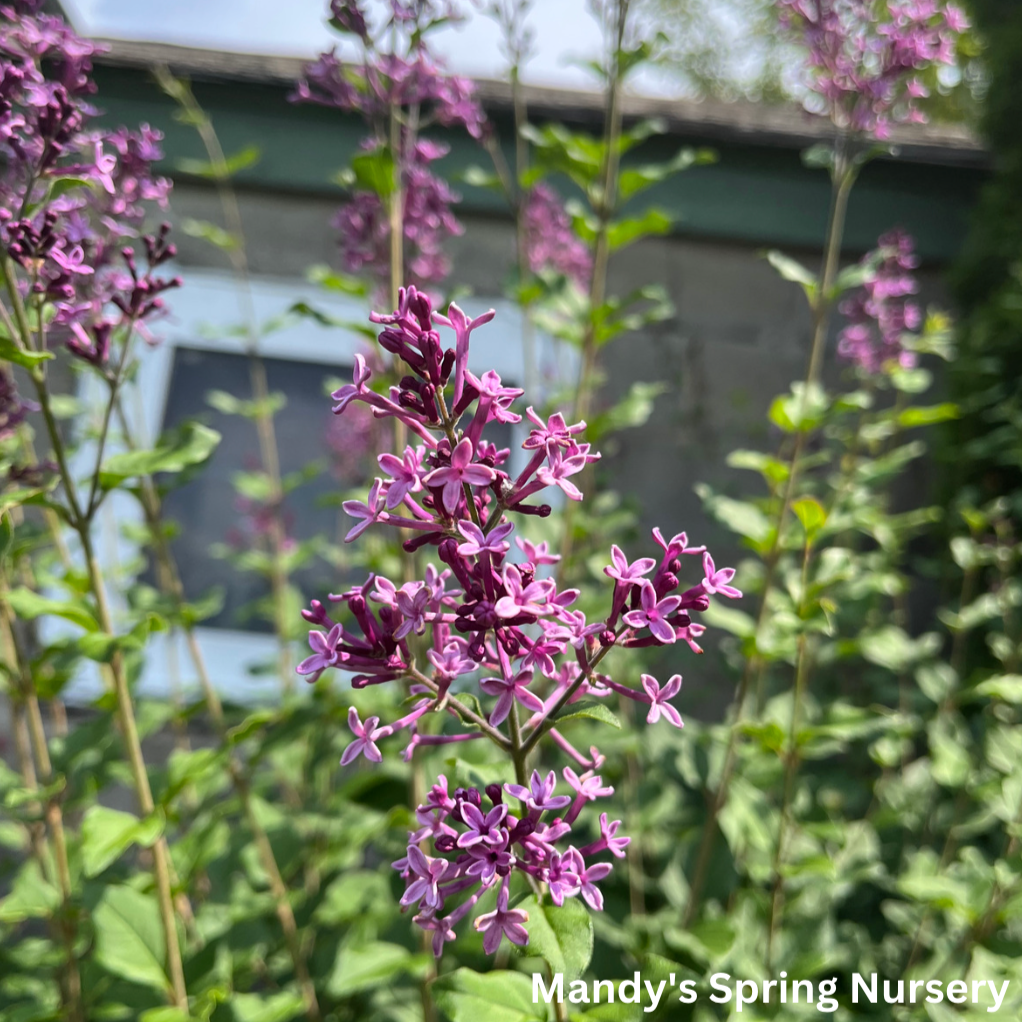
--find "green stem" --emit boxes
[683,148,856,925]
[115,401,322,1021]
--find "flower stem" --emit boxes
[683,143,856,926]
[0,598,83,1022]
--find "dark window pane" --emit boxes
[157,345,513,632]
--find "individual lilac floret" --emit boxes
[505,769,572,813]
[474,877,529,954]
[340,707,393,765]
[423,438,496,514]
[701,552,742,600]
[395,775,623,957]
[641,673,684,728]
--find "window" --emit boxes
[72,268,568,703]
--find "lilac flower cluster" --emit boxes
[395,770,626,956]
[0,366,34,440]
[779,0,969,139]
[522,183,592,290]
[838,229,921,373]
[294,0,485,292]
[0,4,178,366]
[331,139,464,286]
[300,285,742,953]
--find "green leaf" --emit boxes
[726,449,790,484]
[6,587,98,631]
[100,422,221,488]
[897,402,959,428]
[888,366,932,394]
[801,143,835,171]
[351,146,396,199]
[305,263,368,296]
[617,146,714,201]
[589,382,667,439]
[975,675,1022,703]
[227,708,277,746]
[326,941,423,998]
[77,613,165,663]
[766,250,818,300]
[792,496,827,542]
[81,805,165,877]
[229,991,305,1022]
[92,884,170,992]
[517,895,593,982]
[0,333,54,368]
[181,217,238,251]
[768,382,829,433]
[461,165,504,191]
[606,208,672,251]
[0,860,61,922]
[860,626,940,673]
[177,144,260,179]
[432,968,544,1022]
[554,701,621,729]
[696,485,773,547]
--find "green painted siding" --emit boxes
[91,64,985,263]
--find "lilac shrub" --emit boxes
[299,285,741,955]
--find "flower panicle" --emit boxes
[301,290,742,764]
[395,769,625,957]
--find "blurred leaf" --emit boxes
[306,263,368,296]
[590,382,667,439]
[100,422,221,488]
[0,861,60,923]
[617,146,714,201]
[326,940,424,998]
[181,217,238,251]
[607,208,672,251]
[975,675,1022,703]
[229,991,305,1022]
[433,968,543,1022]
[6,587,98,631]
[0,333,54,368]
[517,895,593,982]
[766,250,818,300]
[897,402,959,428]
[351,146,396,199]
[177,144,260,179]
[793,496,827,542]
[92,884,169,992]
[81,805,165,877]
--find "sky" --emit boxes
[60,0,679,95]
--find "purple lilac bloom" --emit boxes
[302,286,741,755]
[522,182,593,288]
[838,229,922,373]
[779,0,969,140]
[293,3,485,292]
[395,772,623,956]
[0,368,36,439]
[0,8,179,367]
